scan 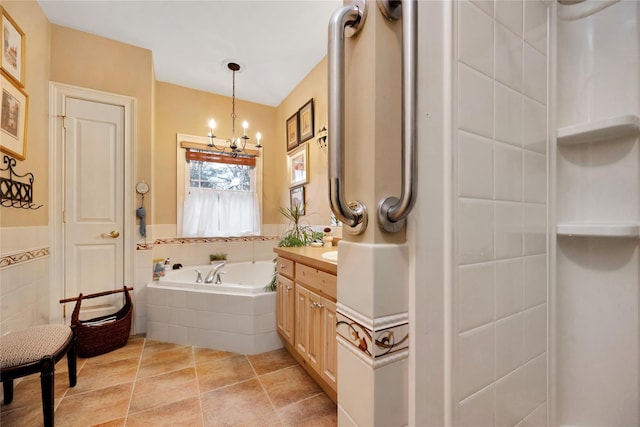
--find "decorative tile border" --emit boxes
[0,247,50,268]
[336,304,409,361]
[136,235,279,251]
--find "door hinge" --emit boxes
[62,210,66,223]
[58,114,67,130]
[63,304,66,319]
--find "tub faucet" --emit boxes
[215,271,225,285]
[195,270,203,283]
[205,262,226,283]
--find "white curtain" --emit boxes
[182,188,260,237]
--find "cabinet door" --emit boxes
[306,290,323,373]
[276,275,294,345]
[321,297,337,389]
[294,284,310,357]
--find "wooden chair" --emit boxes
[1,325,77,427]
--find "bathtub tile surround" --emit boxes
[0,337,337,426]
[146,262,281,355]
[337,241,409,427]
[454,0,550,425]
[133,229,279,335]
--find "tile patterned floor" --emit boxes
[1,337,337,427]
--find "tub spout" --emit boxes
[195,270,203,283]
[205,262,226,284]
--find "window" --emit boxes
[189,160,252,190]
[181,148,261,237]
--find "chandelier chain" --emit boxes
[231,68,236,137]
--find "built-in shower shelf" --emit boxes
[557,114,640,145]
[557,221,640,237]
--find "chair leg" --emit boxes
[67,331,77,387]
[2,379,14,404]
[40,356,55,427]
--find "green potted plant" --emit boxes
[264,204,323,291]
[209,252,227,263]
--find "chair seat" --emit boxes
[1,325,76,427]
[1,325,73,369]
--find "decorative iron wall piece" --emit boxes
[0,155,42,209]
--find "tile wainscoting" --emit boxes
[0,226,51,335]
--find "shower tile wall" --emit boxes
[454,1,549,425]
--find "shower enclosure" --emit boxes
[554,0,640,425]
[330,0,638,425]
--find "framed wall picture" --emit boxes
[290,185,305,215]
[0,8,25,87]
[286,111,299,151]
[288,143,308,187]
[298,99,314,143]
[1,70,28,160]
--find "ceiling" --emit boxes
[38,0,342,107]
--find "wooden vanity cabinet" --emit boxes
[276,274,295,346]
[274,248,337,400]
[295,267,337,391]
[275,256,295,346]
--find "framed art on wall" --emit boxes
[298,99,314,143]
[0,8,25,87]
[290,185,305,215]
[286,111,299,151]
[0,70,28,160]
[288,143,308,187]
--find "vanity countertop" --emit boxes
[273,246,337,275]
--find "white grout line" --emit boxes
[193,345,206,427]
[122,338,145,425]
[247,354,286,427]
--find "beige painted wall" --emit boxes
[272,57,331,226]
[155,56,332,229]
[154,81,277,226]
[1,4,332,232]
[50,24,155,220]
[0,1,50,227]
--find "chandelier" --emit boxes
[207,62,262,157]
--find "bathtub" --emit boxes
[155,261,274,294]
[146,261,282,355]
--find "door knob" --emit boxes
[100,230,120,238]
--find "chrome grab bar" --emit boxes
[328,1,368,235]
[377,0,418,233]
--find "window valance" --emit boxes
[180,141,257,167]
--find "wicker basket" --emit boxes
[69,286,133,358]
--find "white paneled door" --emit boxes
[64,98,125,319]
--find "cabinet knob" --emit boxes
[287,286,292,291]
[279,264,285,269]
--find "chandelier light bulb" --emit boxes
[207,118,217,143]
